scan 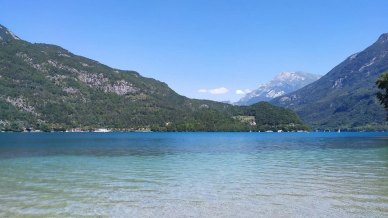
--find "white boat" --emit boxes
[94,128,111,133]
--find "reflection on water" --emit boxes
[0,132,387,217]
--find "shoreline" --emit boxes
[0,130,386,133]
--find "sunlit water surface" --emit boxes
[0,132,387,217]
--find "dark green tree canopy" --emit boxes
[376,71,388,119]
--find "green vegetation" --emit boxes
[272,33,388,130]
[376,71,388,119]
[0,25,306,132]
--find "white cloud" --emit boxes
[209,87,228,94]
[198,87,229,95]
[236,90,245,95]
[235,89,252,95]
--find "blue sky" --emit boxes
[2,0,388,102]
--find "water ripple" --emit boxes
[0,132,387,217]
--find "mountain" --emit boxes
[0,24,307,132]
[236,72,321,105]
[0,25,20,42]
[271,33,388,130]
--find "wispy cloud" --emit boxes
[235,89,251,95]
[198,87,229,95]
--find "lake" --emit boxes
[0,132,387,217]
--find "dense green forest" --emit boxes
[376,71,388,119]
[0,25,307,132]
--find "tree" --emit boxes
[376,71,388,119]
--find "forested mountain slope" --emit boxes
[272,33,388,130]
[0,24,306,132]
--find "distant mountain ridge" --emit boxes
[0,24,306,132]
[271,33,388,130]
[236,72,321,105]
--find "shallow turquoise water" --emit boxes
[0,132,387,217]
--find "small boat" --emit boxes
[94,128,111,133]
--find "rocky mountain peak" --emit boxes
[0,24,20,42]
[271,32,388,129]
[377,33,388,44]
[235,71,320,105]
[274,71,312,83]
